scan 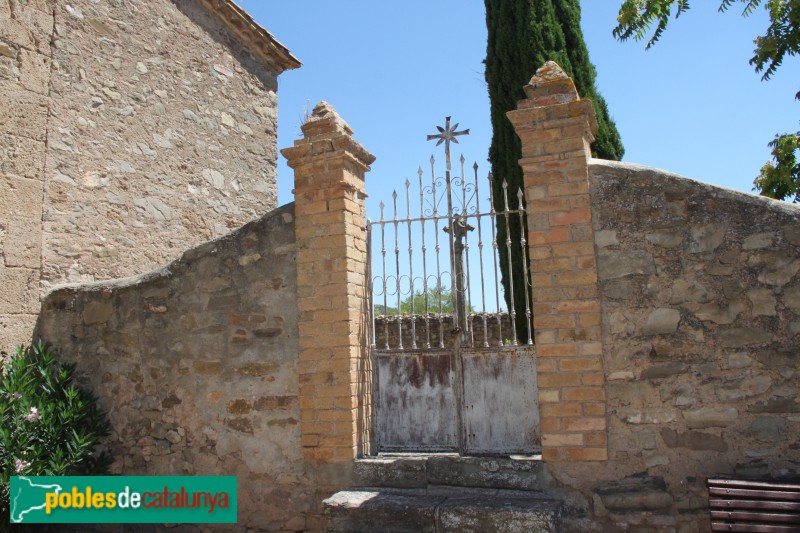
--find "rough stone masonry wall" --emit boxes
[35,204,313,532]
[0,0,54,352]
[553,160,800,532]
[42,0,281,291]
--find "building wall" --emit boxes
[1,0,287,353]
[35,204,311,532]
[43,0,280,289]
[0,0,54,352]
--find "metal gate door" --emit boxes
[375,347,539,455]
[368,118,540,455]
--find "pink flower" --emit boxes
[14,459,31,473]
[23,407,40,422]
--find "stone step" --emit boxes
[324,488,562,533]
[353,454,551,492]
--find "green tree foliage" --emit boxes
[755,131,800,202]
[484,0,624,339]
[376,286,473,316]
[614,0,800,202]
[0,341,112,530]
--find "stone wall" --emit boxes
[553,159,800,532]
[35,204,313,532]
[0,0,54,352]
[1,0,299,353]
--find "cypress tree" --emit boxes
[484,0,623,341]
[552,0,624,160]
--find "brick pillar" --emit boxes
[507,62,607,461]
[281,102,376,465]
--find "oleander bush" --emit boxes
[0,341,112,530]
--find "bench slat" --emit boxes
[711,523,800,532]
[710,510,800,524]
[709,487,800,502]
[710,480,800,492]
[710,500,800,513]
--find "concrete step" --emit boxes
[353,454,551,492]
[324,488,562,533]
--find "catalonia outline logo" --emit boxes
[9,476,237,524]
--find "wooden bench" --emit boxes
[708,478,800,532]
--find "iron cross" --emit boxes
[426,116,469,170]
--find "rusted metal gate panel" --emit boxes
[462,349,539,455]
[375,347,539,455]
[376,352,457,452]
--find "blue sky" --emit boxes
[237,0,800,220]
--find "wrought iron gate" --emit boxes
[367,118,540,456]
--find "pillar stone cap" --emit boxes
[281,101,376,171]
[301,101,354,137]
[522,61,579,106]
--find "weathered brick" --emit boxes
[537,358,558,373]
[529,248,552,262]
[550,242,595,257]
[541,448,562,461]
[562,387,605,401]
[529,227,570,245]
[533,257,572,273]
[539,389,560,403]
[541,402,583,417]
[559,358,603,372]
[580,372,606,386]
[536,343,578,357]
[583,431,607,447]
[582,402,607,416]
[578,313,601,328]
[550,208,592,226]
[538,372,581,388]
[562,417,607,432]
[562,447,608,461]
[540,417,561,432]
[558,327,601,342]
[534,314,576,329]
[534,329,556,344]
[556,300,600,313]
[554,270,597,287]
[573,255,597,270]
[531,197,572,212]
[548,180,588,197]
[542,432,584,446]
[579,342,603,356]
